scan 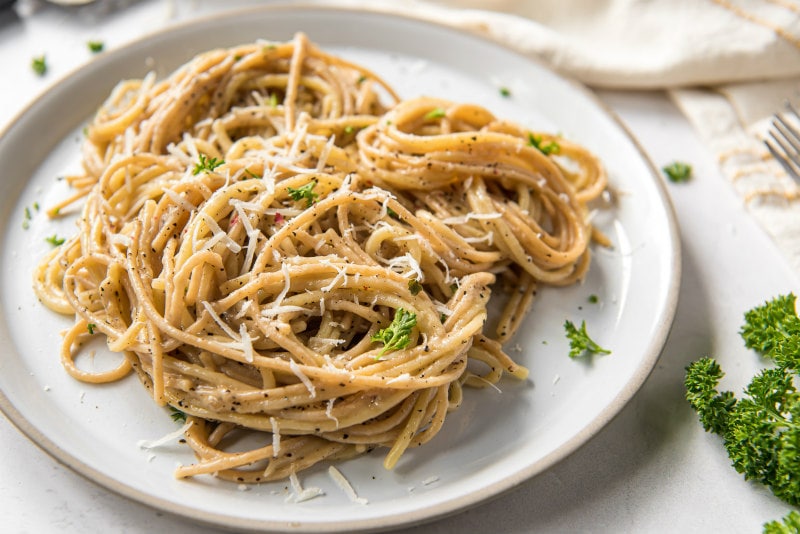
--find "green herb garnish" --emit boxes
[764,510,800,534]
[662,161,692,182]
[528,133,560,155]
[685,293,800,510]
[499,87,511,97]
[87,323,96,335]
[564,320,611,358]
[287,180,318,207]
[269,92,278,107]
[386,206,400,220]
[87,41,104,53]
[424,107,446,120]
[45,234,65,246]
[192,154,224,175]
[408,279,423,296]
[169,406,187,423]
[588,294,599,304]
[371,308,417,356]
[32,55,47,76]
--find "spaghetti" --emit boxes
[33,33,607,483]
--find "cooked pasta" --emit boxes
[32,33,607,483]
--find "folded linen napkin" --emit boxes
[331,0,800,274]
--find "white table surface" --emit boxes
[1,1,798,533]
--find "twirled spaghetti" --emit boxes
[33,33,607,483]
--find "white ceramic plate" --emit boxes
[0,5,680,533]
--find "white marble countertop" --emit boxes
[1,1,798,532]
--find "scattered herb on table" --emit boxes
[87,41,104,53]
[685,293,800,528]
[564,319,611,358]
[371,308,417,356]
[31,55,47,76]
[662,161,692,182]
[499,87,511,97]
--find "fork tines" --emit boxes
[765,101,800,182]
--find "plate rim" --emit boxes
[0,3,682,532]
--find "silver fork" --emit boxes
[765,102,800,182]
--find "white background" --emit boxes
[0,1,797,532]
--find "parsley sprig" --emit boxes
[31,55,47,76]
[764,510,800,533]
[528,133,560,155]
[371,308,417,356]
[564,320,611,358]
[192,154,224,175]
[685,293,800,511]
[287,179,318,207]
[662,161,692,182]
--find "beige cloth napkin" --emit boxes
[329,0,800,274]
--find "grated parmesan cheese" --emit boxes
[270,416,281,457]
[286,472,324,503]
[289,359,316,398]
[327,466,368,505]
[441,212,502,225]
[137,421,191,449]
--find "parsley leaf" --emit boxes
[528,133,560,155]
[87,41,104,53]
[169,406,187,423]
[192,154,224,175]
[408,279,423,296]
[424,107,446,120]
[662,161,692,182]
[45,234,65,247]
[371,308,417,356]
[564,320,611,358]
[287,180,318,207]
[87,323,96,335]
[499,87,511,97]
[764,510,800,534]
[32,55,47,76]
[684,293,800,509]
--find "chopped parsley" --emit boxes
[662,161,692,182]
[588,294,599,304]
[243,168,260,180]
[268,92,278,107]
[45,234,65,246]
[192,154,224,175]
[564,320,611,358]
[408,279,423,296]
[344,125,355,134]
[287,180,318,207]
[86,323,96,335]
[386,206,400,220]
[31,55,47,76]
[424,107,446,120]
[685,293,800,509]
[87,41,104,53]
[527,133,560,155]
[371,308,417,356]
[169,406,187,423]
[499,87,511,98]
